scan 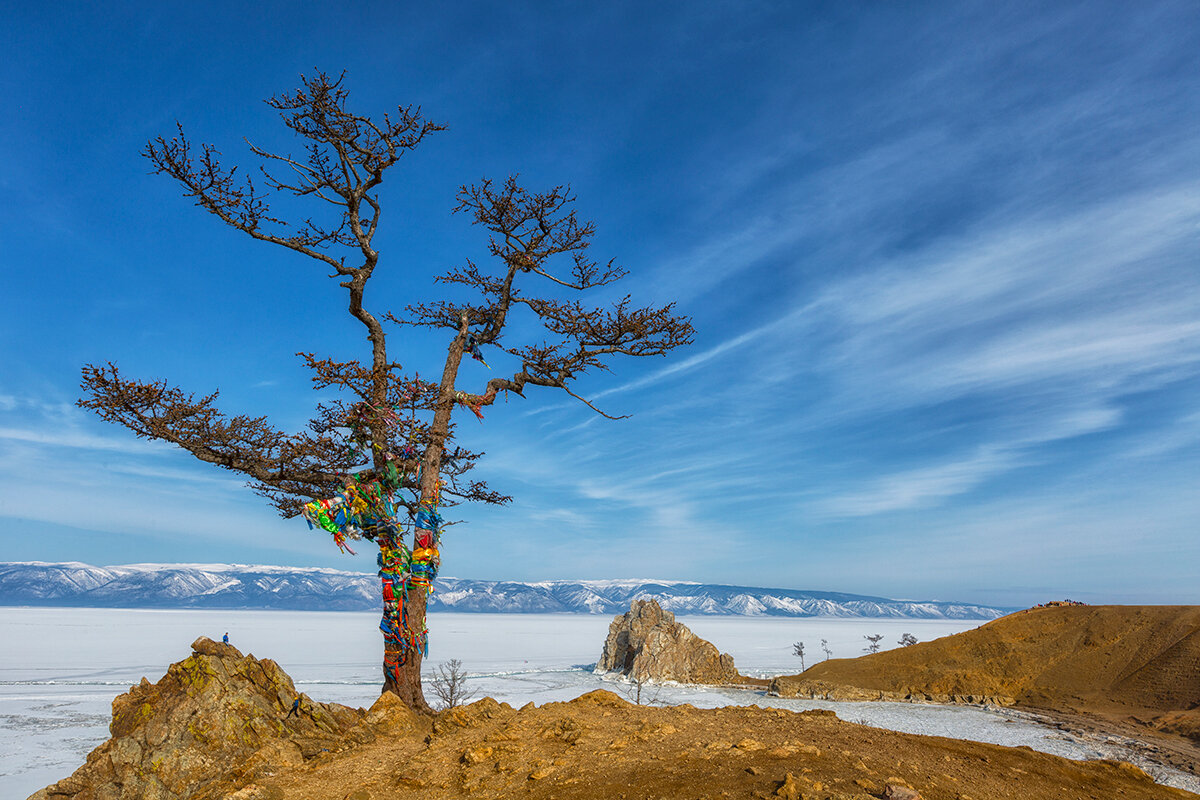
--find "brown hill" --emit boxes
[32,633,1200,800]
[771,605,1200,745]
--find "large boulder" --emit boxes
[596,598,740,684]
[28,637,373,800]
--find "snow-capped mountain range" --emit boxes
[0,562,1009,619]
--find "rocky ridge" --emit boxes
[595,598,742,684]
[770,679,1016,708]
[29,637,392,800]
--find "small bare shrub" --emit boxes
[621,673,663,706]
[428,659,475,710]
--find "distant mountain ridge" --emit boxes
[0,562,1008,619]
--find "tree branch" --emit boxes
[78,363,352,507]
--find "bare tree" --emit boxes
[792,641,805,671]
[863,634,884,654]
[820,639,832,661]
[621,673,662,706]
[428,659,475,711]
[78,72,693,712]
[898,632,918,647]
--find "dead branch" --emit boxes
[78,363,350,506]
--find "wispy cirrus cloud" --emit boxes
[815,405,1123,517]
[0,393,171,455]
[491,173,1200,539]
[818,447,1019,518]
[591,302,815,401]
[0,426,168,455]
[648,180,1200,520]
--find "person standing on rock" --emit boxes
[287,696,301,718]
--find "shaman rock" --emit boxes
[596,598,740,684]
[29,637,370,800]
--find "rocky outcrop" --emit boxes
[768,675,1015,707]
[595,598,740,684]
[1153,709,1200,743]
[28,637,386,800]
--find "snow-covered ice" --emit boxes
[2,608,1195,798]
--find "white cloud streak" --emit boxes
[0,426,169,455]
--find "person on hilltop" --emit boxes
[222,632,229,645]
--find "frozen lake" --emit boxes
[2,608,1196,798]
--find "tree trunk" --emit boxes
[378,454,445,714]
[378,320,465,711]
[382,584,431,712]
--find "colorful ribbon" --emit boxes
[304,388,478,679]
[464,332,490,368]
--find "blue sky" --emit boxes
[2,1,1199,607]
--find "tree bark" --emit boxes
[382,584,431,712]
[379,318,468,709]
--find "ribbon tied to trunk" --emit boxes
[299,390,469,682]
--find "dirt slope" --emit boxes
[771,605,1200,743]
[218,692,1197,800]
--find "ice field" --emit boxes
[3,608,1196,797]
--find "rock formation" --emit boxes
[595,598,740,684]
[29,636,389,800]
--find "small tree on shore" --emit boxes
[428,659,475,710]
[622,673,662,706]
[821,639,832,660]
[78,72,693,712]
[792,641,806,671]
[898,632,918,647]
[863,634,884,654]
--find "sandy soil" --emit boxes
[234,690,1198,800]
